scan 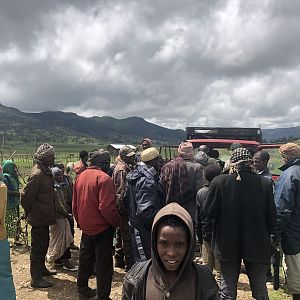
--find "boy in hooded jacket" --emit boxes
[122,202,219,300]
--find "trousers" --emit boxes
[114,216,132,267]
[30,226,50,281]
[219,260,269,300]
[77,227,114,300]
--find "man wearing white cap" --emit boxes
[125,147,164,265]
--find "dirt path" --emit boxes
[10,230,287,300]
[11,248,124,300]
[11,229,124,300]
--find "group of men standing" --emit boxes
[16,139,300,300]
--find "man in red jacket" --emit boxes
[73,149,121,300]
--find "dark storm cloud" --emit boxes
[0,0,300,129]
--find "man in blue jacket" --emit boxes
[274,143,300,300]
[125,147,164,265]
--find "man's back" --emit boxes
[185,160,205,195]
[21,163,56,227]
[73,167,120,236]
[206,170,276,263]
[126,164,163,229]
[113,160,131,212]
[160,157,204,221]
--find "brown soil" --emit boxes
[10,230,272,300]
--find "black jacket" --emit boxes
[122,202,219,300]
[204,168,277,264]
[122,260,219,300]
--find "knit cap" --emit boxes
[178,142,194,160]
[89,149,111,164]
[141,147,159,162]
[279,143,300,160]
[34,143,55,161]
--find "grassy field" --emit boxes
[2,141,105,155]
[1,142,107,180]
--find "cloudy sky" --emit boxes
[1,0,300,129]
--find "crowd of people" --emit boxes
[0,139,300,300]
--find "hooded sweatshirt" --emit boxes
[122,203,219,300]
[2,160,20,209]
[0,168,16,300]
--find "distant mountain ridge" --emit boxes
[1,103,299,144]
[0,103,185,144]
[262,127,300,142]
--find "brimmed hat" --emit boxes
[141,147,159,162]
[119,146,135,159]
[89,149,111,163]
[279,143,300,160]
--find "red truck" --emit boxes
[160,127,283,180]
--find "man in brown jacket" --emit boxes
[160,141,205,222]
[21,143,56,288]
[113,146,135,270]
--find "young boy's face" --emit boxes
[157,225,188,273]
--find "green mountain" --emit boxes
[0,103,185,145]
[262,126,300,142]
